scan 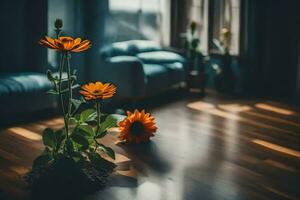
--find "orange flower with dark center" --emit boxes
[39,36,91,52]
[118,109,157,143]
[79,81,116,101]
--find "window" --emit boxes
[106,0,170,45]
[189,0,209,54]
[210,0,240,55]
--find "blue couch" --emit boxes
[96,40,187,99]
[0,71,57,124]
[0,40,186,124]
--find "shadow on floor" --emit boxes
[117,141,172,176]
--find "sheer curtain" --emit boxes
[211,0,240,55]
[189,0,209,54]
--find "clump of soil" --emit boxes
[25,157,116,200]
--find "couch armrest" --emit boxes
[101,56,146,99]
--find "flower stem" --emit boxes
[66,52,73,141]
[96,102,100,134]
[58,52,68,136]
[94,102,100,152]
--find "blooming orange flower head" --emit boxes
[118,109,157,143]
[79,81,116,101]
[39,36,91,52]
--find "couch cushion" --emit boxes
[137,51,185,64]
[143,64,169,95]
[100,41,132,58]
[0,72,56,121]
[128,40,161,55]
[0,72,52,96]
[164,62,186,85]
[100,40,162,59]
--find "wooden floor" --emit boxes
[0,95,300,200]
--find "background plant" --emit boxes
[183,21,200,57]
[182,21,204,71]
[33,19,124,170]
[212,27,231,55]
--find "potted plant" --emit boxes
[182,21,206,95]
[26,19,126,199]
[212,27,236,93]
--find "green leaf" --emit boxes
[80,108,97,122]
[71,98,83,111]
[46,70,55,82]
[61,84,80,93]
[87,152,116,170]
[88,152,105,167]
[66,139,74,154]
[44,147,51,154]
[59,78,70,83]
[47,89,59,95]
[71,133,89,150]
[54,129,65,152]
[95,130,107,139]
[71,75,77,81]
[80,96,86,103]
[69,117,78,126]
[75,114,81,121]
[32,154,53,170]
[53,153,65,161]
[96,143,115,160]
[70,151,85,166]
[98,114,125,134]
[72,84,80,89]
[77,124,95,137]
[43,128,55,148]
[73,69,77,75]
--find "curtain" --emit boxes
[170,0,191,48]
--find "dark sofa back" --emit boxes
[100,40,162,59]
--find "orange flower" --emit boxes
[39,36,91,52]
[118,109,157,143]
[79,81,116,101]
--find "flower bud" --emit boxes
[190,21,197,34]
[190,21,197,29]
[55,19,63,29]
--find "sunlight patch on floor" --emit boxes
[245,111,300,127]
[8,127,42,141]
[10,166,30,175]
[255,103,296,116]
[187,101,298,135]
[252,139,300,158]
[187,101,240,120]
[41,118,64,126]
[218,104,252,112]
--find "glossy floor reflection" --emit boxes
[0,97,300,200]
[88,99,300,200]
